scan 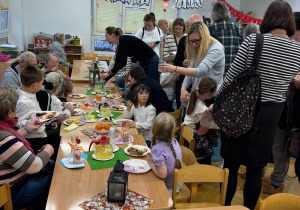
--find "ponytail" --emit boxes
[105,27,124,37]
[187,89,198,115]
[169,138,182,169]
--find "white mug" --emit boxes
[101,96,106,104]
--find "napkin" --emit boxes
[63,123,79,132]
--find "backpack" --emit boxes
[212,33,264,138]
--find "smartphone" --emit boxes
[154,41,160,44]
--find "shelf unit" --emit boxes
[28,44,82,64]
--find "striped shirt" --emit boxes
[163,34,180,59]
[0,131,50,186]
[221,33,300,103]
[108,57,132,78]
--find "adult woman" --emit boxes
[101,27,160,82]
[219,1,300,209]
[163,18,186,59]
[159,22,225,103]
[0,87,54,210]
[42,53,73,97]
[135,13,164,61]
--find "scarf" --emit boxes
[0,118,34,153]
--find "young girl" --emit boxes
[183,77,217,164]
[124,84,156,147]
[146,112,182,195]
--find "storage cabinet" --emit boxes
[0,57,19,86]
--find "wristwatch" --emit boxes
[24,125,32,134]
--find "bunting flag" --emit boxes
[108,0,150,6]
[217,0,262,25]
[175,0,203,9]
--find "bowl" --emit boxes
[99,118,113,125]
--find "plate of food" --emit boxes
[114,119,133,126]
[124,145,150,157]
[71,109,82,116]
[68,102,83,108]
[91,91,107,96]
[107,94,118,99]
[92,153,114,161]
[110,105,126,111]
[31,111,58,123]
[123,159,151,174]
[63,118,85,126]
[69,94,86,99]
[99,117,113,125]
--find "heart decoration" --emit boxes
[164,14,167,18]
[163,8,166,12]
[164,3,168,7]
[162,0,169,2]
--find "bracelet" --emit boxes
[175,66,177,73]
[24,125,32,134]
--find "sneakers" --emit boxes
[263,184,284,194]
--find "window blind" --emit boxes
[124,7,147,34]
[96,0,119,33]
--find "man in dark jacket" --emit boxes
[127,65,173,115]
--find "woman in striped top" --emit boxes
[0,87,54,210]
[163,18,186,60]
[219,1,300,209]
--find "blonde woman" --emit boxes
[159,21,225,103]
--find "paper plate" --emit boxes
[113,146,119,152]
[69,94,86,99]
[91,91,107,96]
[92,153,114,161]
[115,135,134,144]
[110,105,126,111]
[114,119,133,125]
[59,153,88,169]
[123,159,151,174]
[124,145,150,157]
[31,111,59,123]
[84,118,96,123]
[63,118,85,126]
[71,109,82,116]
[68,102,83,108]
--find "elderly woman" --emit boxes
[49,32,73,76]
[0,87,54,210]
[42,53,73,97]
[163,18,186,59]
[244,23,259,37]
[159,21,225,103]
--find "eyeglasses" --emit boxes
[188,38,201,45]
[24,60,38,67]
[138,92,149,96]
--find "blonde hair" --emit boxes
[168,20,174,34]
[185,22,222,67]
[151,113,181,169]
[0,87,19,120]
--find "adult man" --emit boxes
[263,11,300,194]
[158,19,169,44]
[128,65,173,115]
[1,51,38,89]
[208,1,243,75]
[50,32,73,76]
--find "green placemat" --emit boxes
[90,111,123,119]
[83,76,89,79]
[86,90,95,95]
[86,148,130,170]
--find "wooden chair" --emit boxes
[171,106,182,136]
[180,145,197,166]
[179,125,195,153]
[172,164,229,209]
[97,56,112,66]
[81,53,97,60]
[0,183,13,210]
[256,193,300,210]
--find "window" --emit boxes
[0,0,9,43]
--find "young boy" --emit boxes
[16,65,59,154]
[160,55,177,106]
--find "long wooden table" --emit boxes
[46,134,173,209]
[71,60,108,84]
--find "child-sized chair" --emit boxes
[0,183,13,210]
[172,164,229,209]
[256,193,300,210]
[171,106,182,136]
[179,125,195,153]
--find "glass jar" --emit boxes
[94,136,113,159]
[99,102,111,118]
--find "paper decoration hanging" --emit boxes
[217,0,262,25]
[108,0,150,6]
[175,0,204,9]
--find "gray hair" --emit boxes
[19,51,36,62]
[158,19,167,26]
[55,32,65,42]
[0,87,19,120]
[44,72,63,91]
[244,24,259,37]
[45,53,58,63]
[211,2,230,21]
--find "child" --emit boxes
[160,55,177,106]
[123,84,156,147]
[16,65,59,155]
[146,112,182,195]
[44,72,74,117]
[182,77,217,164]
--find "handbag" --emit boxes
[287,128,300,158]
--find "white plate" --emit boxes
[99,117,113,125]
[92,153,114,161]
[84,118,96,123]
[69,94,86,99]
[97,113,113,118]
[113,146,119,152]
[68,102,83,108]
[71,109,82,116]
[114,119,133,125]
[31,111,59,123]
[63,118,85,126]
[110,105,126,111]
[124,145,150,157]
[123,159,151,174]
[91,91,107,96]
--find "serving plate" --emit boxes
[123,159,151,174]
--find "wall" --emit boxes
[9,0,92,53]
[240,0,300,19]
[179,0,240,22]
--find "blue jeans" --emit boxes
[140,54,160,82]
[115,76,125,88]
[12,160,55,210]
